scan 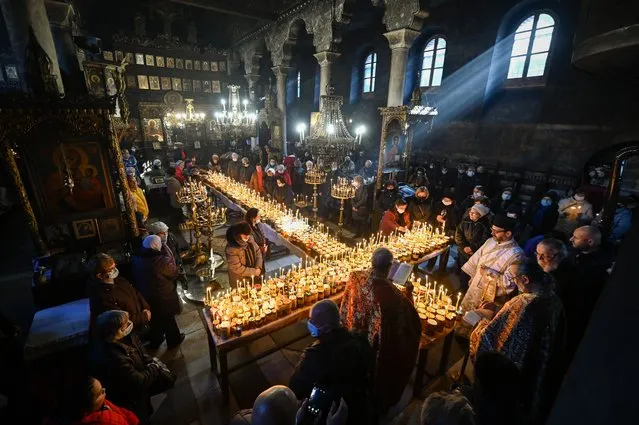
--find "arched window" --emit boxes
[421,37,446,87]
[363,52,377,93]
[507,12,555,79]
[296,70,301,98]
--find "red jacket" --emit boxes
[379,209,411,236]
[175,167,185,184]
[45,400,139,425]
[250,169,264,193]
[278,170,292,187]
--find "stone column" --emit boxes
[245,73,260,102]
[383,28,420,107]
[314,51,341,98]
[272,65,291,156]
[28,0,64,95]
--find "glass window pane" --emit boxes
[425,39,436,51]
[363,78,370,93]
[372,53,377,65]
[517,15,535,32]
[371,77,376,92]
[526,52,549,77]
[432,68,443,86]
[507,56,526,79]
[420,69,432,86]
[423,52,434,69]
[514,30,532,41]
[434,49,446,67]
[364,63,372,78]
[531,26,554,53]
[371,61,377,77]
[365,54,372,66]
[437,38,446,49]
[536,13,555,29]
[512,36,531,56]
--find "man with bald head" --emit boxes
[289,300,373,424]
[562,225,614,362]
[230,385,298,425]
[340,248,421,416]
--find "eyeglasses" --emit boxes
[535,252,558,261]
[491,227,506,234]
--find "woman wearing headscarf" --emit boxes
[245,208,268,266]
[90,310,167,424]
[225,222,263,288]
[132,235,184,350]
[127,175,149,226]
[208,154,222,173]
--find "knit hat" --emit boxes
[142,235,162,251]
[372,247,393,270]
[153,159,162,167]
[146,221,169,234]
[493,214,517,231]
[471,204,490,218]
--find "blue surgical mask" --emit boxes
[107,268,119,280]
[307,321,320,337]
[541,199,552,207]
[502,193,511,201]
[121,320,133,338]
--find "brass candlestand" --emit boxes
[304,165,326,222]
[331,177,355,233]
[176,179,209,264]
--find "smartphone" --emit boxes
[463,310,482,326]
[307,386,333,417]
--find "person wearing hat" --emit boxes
[407,186,432,227]
[165,167,183,224]
[121,149,138,175]
[147,159,165,178]
[208,154,222,173]
[146,220,181,266]
[239,157,252,185]
[263,167,277,197]
[455,204,492,291]
[459,214,525,318]
[132,235,184,349]
[379,198,411,236]
[174,160,185,184]
[433,192,460,235]
[225,222,263,288]
[276,163,292,186]
[461,185,487,213]
[377,180,401,213]
[273,176,294,207]
[339,248,421,416]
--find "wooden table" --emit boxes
[199,292,455,404]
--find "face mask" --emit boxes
[541,199,552,207]
[574,195,585,201]
[397,208,406,214]
[467,171,475,177]
[442,199,452,206]
[241,236,250,243]
[233,158,238,162]
[429,164,434,169]
[270,161,276,167]
[458,169,465,174]
[417,195,427,201]
[472,192,482,199]
[307,321,320,337]
[121,320,133,338]
[160,234,168,244]
[441,169,448,174]
[502,193,511,201]
[507,212,518,219]
[107,268,119,280]
[331,167,337,171]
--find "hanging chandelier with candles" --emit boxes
[164,99,206,129]
[213,85,257,137]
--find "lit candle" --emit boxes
[455,292,461,310]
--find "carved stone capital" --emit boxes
[382,0,429,32]
[314,51,341,67]
[383,28,421,50]
[245,74,260,86]
[272,66,292,80]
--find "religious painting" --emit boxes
[149,76,161,90]
[72,219,97,239]
[194,60,201,70]
[194,141,201,149]
[211,80,221,93]
[145,54,154,66]
[185,60,193,70]
[125,52,134,63]
[172,77,182,91]
[137,75,149,90]
[383,121,406,169]
[25,141,116,221]
[135,53,144,65]
[43,223,74,250]
[103,51,114,61]
[210,61,218,72]
[219,61,226,72]
[152,142,162,150]
[167,57,175,68]
[156,56,165,67]
[203,80,211,93]
[104,68,117,96]
[143,118,164,142]
[97,217,124,243]
[182,79,192,92]
[128,118,141,141]
[202,61,210,71]
[161,77,171,90]
[84,64,105,97]
[176,58,184,69]
[193,80,201,92]
[5,65,18,80]
[126,75,137,89]
[115,51,123,62]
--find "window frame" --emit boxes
[420,36,447,88]
[362,51,377,94]
[506,11,556,85]
[296,70,301,99]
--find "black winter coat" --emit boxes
[86,276,150,332]
[455,216,492,252]
[273,185,294,207]
[89,335,160,423]
[227,160,241,181]
[432,202,460,234]
[525,203,560,236]
[263,175,276,197]
[377,189,401,212]
[407,196,432,224]
[289,328,374,425]
[352,186,368,220]
[238,165,252,184]
[132,247,181,317]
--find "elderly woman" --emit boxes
[132,235,184,350]
[90,310,167,424]
[127,175,149,226]
[339,248,421,415]
[208,154,222,173]
[470,260,565,424]
[351,176,368,238]
[225,222,263,288]
[239,157,252,185]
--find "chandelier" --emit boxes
[164,99,206,129]
[213,85,257,136]
[307,84,356,164]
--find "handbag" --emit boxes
[149,358,177,395]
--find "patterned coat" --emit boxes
[470,288,565,423]
[339,270,421,413]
